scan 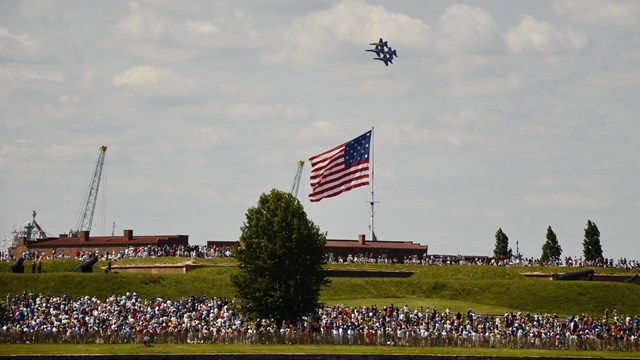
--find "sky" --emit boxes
[1,0,639,260]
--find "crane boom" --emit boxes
[291,160,304,199]
[31,210,48,239]
[73,145,107,236]
[23,210,48,241]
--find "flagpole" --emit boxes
[370,127,375,241]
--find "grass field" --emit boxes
[1,343,640,358]
[2,258,639,316]
[1,258,640,356]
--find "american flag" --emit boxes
[309,130,371,202]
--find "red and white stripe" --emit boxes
[308,143,369,202]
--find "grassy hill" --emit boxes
[1,258,639,318]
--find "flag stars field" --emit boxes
[309,130,372,203]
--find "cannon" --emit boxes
[11,257,25,273]
[75,255,99,273]
[552,269,594,281]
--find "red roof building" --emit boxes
[11,229,188,259]
[208,234,428,262]
[325,234,428,261]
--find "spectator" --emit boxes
[1,291,638,350]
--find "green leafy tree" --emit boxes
[540,226,562,262]
[583,220,603,262]
[493,228,511,261]
[231,189,329,324]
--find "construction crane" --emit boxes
[72,145,107,236]
[30,210,48,239]
[290,160,304,199]
[23,210,48,241]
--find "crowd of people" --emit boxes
[2,245,639,350]
[101,244,233,261]
[327,252,640,270]
[0,250,14,262]
[2,244,233,263]
[1,291,638,350]
[2,242,639,270]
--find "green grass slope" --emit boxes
[1,258,639,317]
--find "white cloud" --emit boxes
[0,27,40,57]
[185,20,218,35]
[505,15,588,55]
[0,68,64,82]
[112,65,171,88]
[122,43,195,63]
[118,2,173,39]
[226,103,309,119]
[556,67,640,103]
[552,0,640,30]
[83,71,96,82]
[117,3,243,42]
[112,65,198,98]
[380,123,472,147]
[115,3,254,62]
[0,24,84,64]
[436,4,502,54]
[310,121,337,133]
[273,0,432,63]
[187,125,232,148]
[221,83,273,98]
[446,73,526,97]
[58,94,80,104]
[42,145,85,159]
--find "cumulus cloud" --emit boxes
[296,121,340,145]
[185,20,218,35]
[1,24,85,64]
[187,125,232,148]
[115,2,256,62]
[446,73,526,97]
[58,94,80,104]
[112,65,197,97]
[379,122,473,147]
[0,27,40,61]
[220,83,273,98]
[118,2,173,39]
[0,27,39,51]
[0,68,64,82]
[119,4,221,40]
[435,4,502,54]
[226,103,308,119]
[552,0,640,30]
[112,65,172,87]
[505,15,588,55]
[310,121,337,133]
[272,0,432,63]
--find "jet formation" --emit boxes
[366,38,398,66]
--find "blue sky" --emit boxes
[1,0,639,260]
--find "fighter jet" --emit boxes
[374,54,393,66]
[365,48,384,57]
[369,38,388,50]
[383,47,398,58]
[368,38,397,65]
